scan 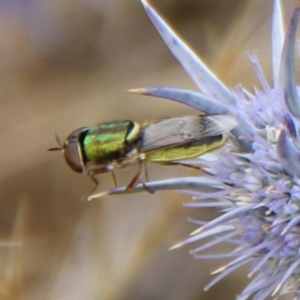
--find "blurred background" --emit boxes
[0,0,297,299]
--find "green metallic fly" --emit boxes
[49,115,237,200]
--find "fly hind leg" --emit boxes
[159,161,201,171]
[126,161,154,194]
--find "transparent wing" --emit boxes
[141,115,237,152]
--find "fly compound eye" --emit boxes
[64,142,83,173]
[63,127,88,174]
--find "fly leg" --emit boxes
[81,174,99,201]
[159,161,201,171]
[111,170,118,187]
[85,169,119,200]
[126,162,143,190]
[158,161,208,176]
[126,161,154,194]
[142,161,154,194]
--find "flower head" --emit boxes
[95,0,300,298]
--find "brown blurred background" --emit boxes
[0,0,296,299]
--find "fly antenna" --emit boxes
[48,133,63,151]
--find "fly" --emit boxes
[49,115,237,200]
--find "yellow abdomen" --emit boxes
[145,135,226,162]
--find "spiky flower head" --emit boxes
[95,0,300,298]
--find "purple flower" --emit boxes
[93,0,300,298]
